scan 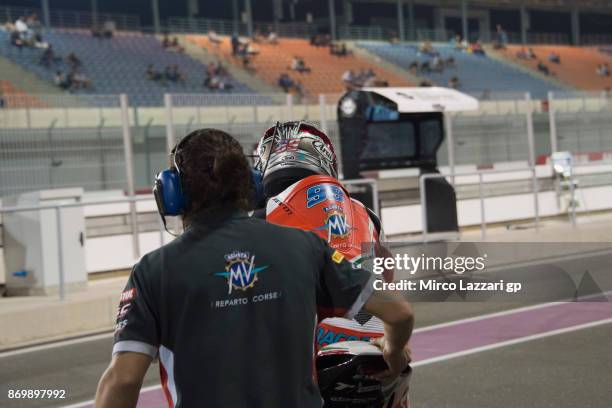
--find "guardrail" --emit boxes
[419,168,539,243]
[0,195,154,301]
[419,160,612,242]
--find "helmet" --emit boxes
[255,121,338,196]
[317,341,411,408]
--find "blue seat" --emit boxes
[0,29,272,106]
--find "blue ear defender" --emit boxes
[153,134,193,219]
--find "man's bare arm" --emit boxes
[363,289,414,380]
[95,352,153,408]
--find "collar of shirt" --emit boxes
[185,207,249,231]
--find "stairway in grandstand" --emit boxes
[358,42,566,99]
[0,54,63,95]
[0,29,263,106]
[497,45,612,91]
[179,34,280,96]
[186,35,413,97]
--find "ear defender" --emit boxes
[153,168,187,217]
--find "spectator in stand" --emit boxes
[493,24,508,50]
[537,60,551,76]
[15,16,29,38]
[67,52,82,69]
[208,30,222,46]
[453,34,463,50]
[548,52,561,64]
[102,19,116,38]
[342,69,355,88]
[516,47,528,59]
[448,76,460,89]
[278,73,294,93]
[468,40,486,56]
[310,33,331,47]
[27,13,43,43]
[54,70,71,90]
[432,55,443,72]
[231,33,240,56]
[267,30,278,44]
[418,41,437,56]
[291,57,311,73]
[40,45,61,68]
[165,65,186,84]
[9,29,24,50]
[597,63,610,77]
[330,42,351,57]
[420,60,431,73]
[527,48,537,59]
[162,33,171,48]
[408,61,418,75]
[419,79,433,87]
[69,68,92,90]
[146,64,165,83]
[446,55,456,68]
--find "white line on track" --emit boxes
[0,332,114,359]
[411,316,612,367]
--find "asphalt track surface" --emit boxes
[1,252,612,408]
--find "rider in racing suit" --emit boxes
[254,121,409,408]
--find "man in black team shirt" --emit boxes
[94,129,413,408]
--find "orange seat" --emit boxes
[498,45,612,91]
[0,80,46,108]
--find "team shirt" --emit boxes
[113,208,374,408]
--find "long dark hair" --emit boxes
[174,128,251,217]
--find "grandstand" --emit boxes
[187,35,413,97]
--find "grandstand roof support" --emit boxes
[91,0,98,28]
[571,5,580,45]
[407,0,415,40]
[245,0,253,37]
[397,0,405,41]
[520,4,528,45]
[461,0,468,41]
[151,0,161,34]
[232,0,240,34]
[329,0,337,41]
[41,0,50,28]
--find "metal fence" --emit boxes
[0,94,134,198]
[0,5,140,32]
[2,91,612,199]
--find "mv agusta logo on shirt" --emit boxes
[214,251,269,295]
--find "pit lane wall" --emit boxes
[1,162,612,283]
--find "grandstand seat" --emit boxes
[358,42,566,99]
[186,35,412,98]
[0,80,45,107]
[0,29,265,106]
[499,45,612,92]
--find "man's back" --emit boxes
[114,209,371,407]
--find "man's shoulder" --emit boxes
[246,215,317,242]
